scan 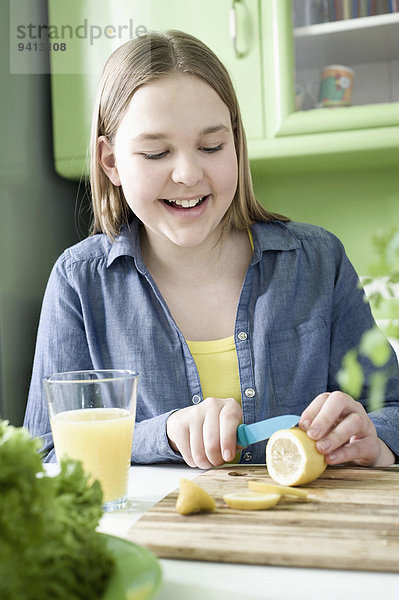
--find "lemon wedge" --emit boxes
[176,478,216,515]
[223,492,281,510]
[248,480,308,498]
[266,427,327,486]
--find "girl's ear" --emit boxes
[98,136,121,186]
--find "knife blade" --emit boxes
[236,415,300,448]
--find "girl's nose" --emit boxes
[171,153,204,187]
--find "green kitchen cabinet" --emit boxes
[147,0,264,140]
[252,0,399,172]
[50,0,399,179]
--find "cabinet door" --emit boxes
[253,0,399,172]
[149,0,263,140]
[261,0,399,137]
[49,0,153,180]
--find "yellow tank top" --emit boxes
[186,336,242,406]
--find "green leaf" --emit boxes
[367,292,383,308]
[386,231,399,272]
[361,276,372,286]
[369,228,399,277]
[0,420,114,600]
[359,326,391,367]
[337,349,364,399]
[383,322,399,339]
[368,371,388,412]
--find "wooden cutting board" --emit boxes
[127,465,399,572]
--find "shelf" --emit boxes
[279,103,399,136]
[294,13,399,69]
[248,125,399,173]
[295,12,399,36]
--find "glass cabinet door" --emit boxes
[253,0,399,171]
[293,1,399,113]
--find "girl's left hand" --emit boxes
[298,391,395,467]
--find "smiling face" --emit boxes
[99,73,238,251]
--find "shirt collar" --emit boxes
[106,219,147,273]
[250,221,300,265]
[106,219,300,269]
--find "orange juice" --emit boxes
[51,407,134,504]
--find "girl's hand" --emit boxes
[299,391,395,467]
[166,397,242,469]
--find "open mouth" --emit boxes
[162,195,210,209]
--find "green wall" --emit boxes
[0,1,88,426]
[252,165,399,277]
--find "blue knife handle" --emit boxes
[236,415,300,449]
[236,424,249,448]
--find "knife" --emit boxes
[236,415,300,448]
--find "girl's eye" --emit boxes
[201,144,224,153]
[142,151,168,160]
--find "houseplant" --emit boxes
[337,228,399,411]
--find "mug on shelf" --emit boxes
[317,64,354,108]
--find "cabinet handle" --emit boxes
[230,0,243,59]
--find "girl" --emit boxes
[25,30,399,468]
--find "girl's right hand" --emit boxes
[166,397,242,469]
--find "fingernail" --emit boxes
[317,439,332,451]
[301,419,310,430]
[307,426,320,439]
[328,453,338,462]
[223,449,233,462]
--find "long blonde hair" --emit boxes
[90,30,288,239]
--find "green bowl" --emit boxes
[101,533,162,600]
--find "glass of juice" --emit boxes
[44,369,138,511]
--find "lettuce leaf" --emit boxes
[0,421,114,600]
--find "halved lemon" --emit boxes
[223,492,281,510]
[175,478,216,515]
[266,427,327,486]
[248,480,308,498]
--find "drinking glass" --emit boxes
[44,369,138,511]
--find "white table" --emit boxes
[94,464,399,600]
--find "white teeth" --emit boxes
[173,196,204,208]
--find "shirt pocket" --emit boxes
[267,315,329,411]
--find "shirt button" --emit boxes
[244,388,255,398]
[237,331,247,341]
[191,394,201,404]
[243,451,252,461]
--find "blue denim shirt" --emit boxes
[24,219,399,463]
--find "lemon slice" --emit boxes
[176,478,216,515]
[248,480,308,498]
[266,427,327,486]
[223,492,281,510]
